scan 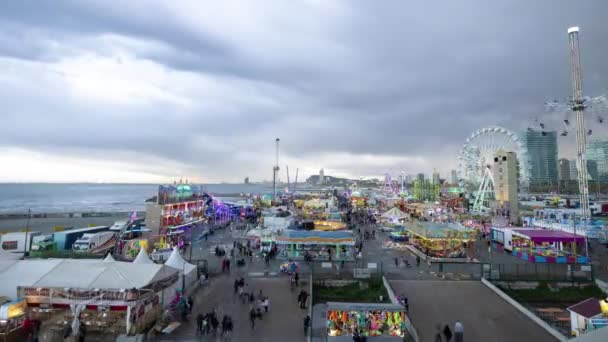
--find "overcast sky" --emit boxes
[1,0,607,183]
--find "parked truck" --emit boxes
[29,225,110,252]
[72,231,115,252]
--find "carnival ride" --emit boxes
[382,173,398,195]
[458,126,529,212]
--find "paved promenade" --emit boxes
[389,280,558,342]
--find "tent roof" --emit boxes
[0,259,177,300]
[567,298,602,318]
[104,253,115,262]
[165,248,196,274]
[0,259,62,300]
[133,248,154,264]
[382,207,407,219]
[275,230,355,245]
[512,228,585,244]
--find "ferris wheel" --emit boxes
[458,126,529,186]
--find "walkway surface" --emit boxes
[389,280,558,342]
[167,274,308,342]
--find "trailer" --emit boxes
[0,231,41,254]
[51,226,110,251]
[72,231,115,252]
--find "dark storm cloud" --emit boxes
[1,0,607,181]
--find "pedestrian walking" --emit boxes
[443,324,453,342]
[394,257,399,267]
[187,296,194,314]
[301,290,308,309]
[221,315,228,337]
[263,297,269,313]
[196,313,203,335]
[297,290,304,308]
[434,324,443,342]
[249,307,257,329]
[303,315,311,336]
[416,255,421,267]
[224,317,233,341]
[234,279,239,294]
[454,321,464,342]
[295,272,299,287]
[211,313,219,335]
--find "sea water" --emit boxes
[0,183,272,214]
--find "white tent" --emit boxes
[164,248,197,294]
[382,207,407,220]
[0,259,177,301]
[133,248,154,265]
[104,253,115,262]
[165,248,196,274]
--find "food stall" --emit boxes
[273,230,355,261]
[0,298,27,342]
[0,258,178,341]
[491,228,588,264]
[406,222,476,259]
[313,221,347,231]
[326,302,411,339]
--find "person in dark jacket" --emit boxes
[303,315,311,336]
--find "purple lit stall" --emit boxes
[493,228,588,264]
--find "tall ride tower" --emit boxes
[568,27,590,219]
[273,138,280,201]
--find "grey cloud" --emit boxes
[1,0,608,181]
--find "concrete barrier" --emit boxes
[481,278,567,342]
[308,274,313,342]
[595,278,608,296]
[382,277,419,342]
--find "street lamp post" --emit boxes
[23,208,31,257]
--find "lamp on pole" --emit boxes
[23,208,31,257]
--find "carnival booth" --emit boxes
[0,258,178,340]
[381,207,408,224]
[567,298,608,336]
[492,228,588,264]
[406,222,475,259]
[273,230,355,261]
[0,297,26,342]
[313,221,347,231]
[326,302,410,339]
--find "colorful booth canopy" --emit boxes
[511,229,585,244]
[274,230,355,246]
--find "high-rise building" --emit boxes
[450,170,458,185]
[244,177,250,184]
[416,173,425,182]
[494,150,519,224]
[587,140,608,181]
[318,169,325,185]
[587,160,598,181]
[405,174,414,184]
[520,130,558,186]
[413,179,440,202]
[569,159,578,180]
[432,170,440,184]
[558,159,571,181]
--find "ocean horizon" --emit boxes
[0,183,277,214]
